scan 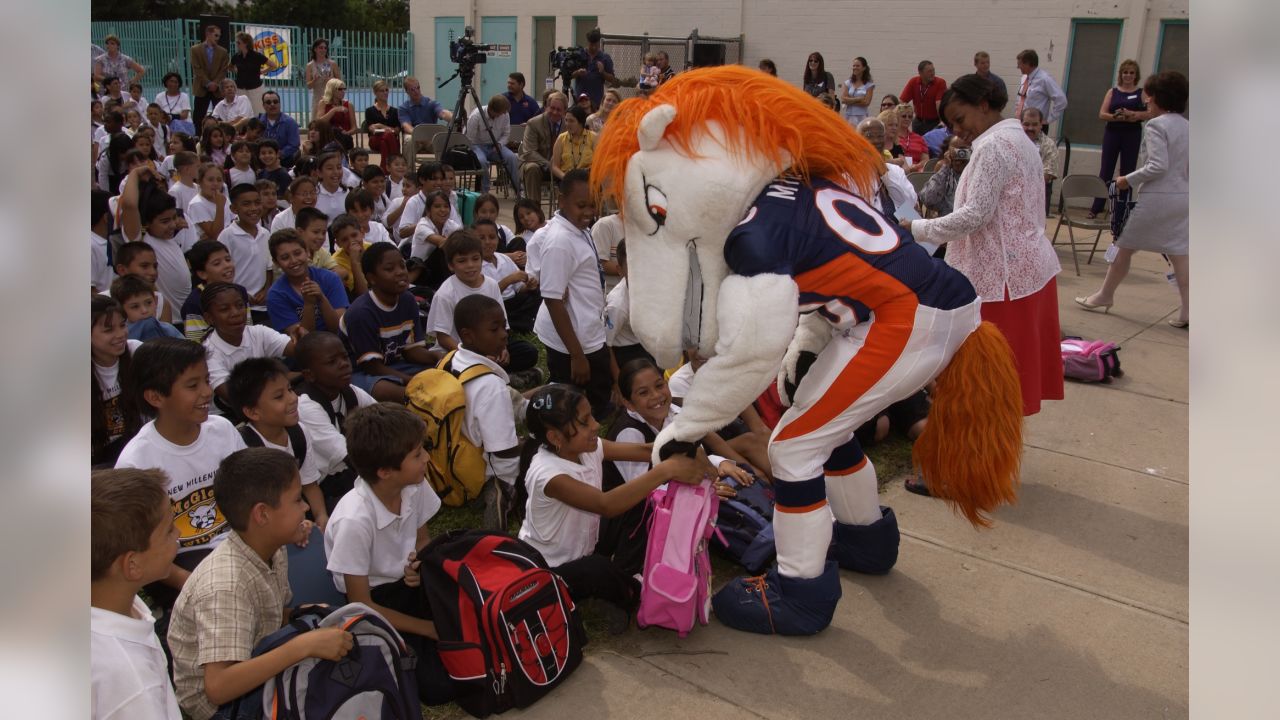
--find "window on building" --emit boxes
[1060,19,1123,146]
[1156,20,1188,76]
[573,16,598,47]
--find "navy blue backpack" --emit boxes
[217,602,420,720]
[713,470,777,574]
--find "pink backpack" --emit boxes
[636,479,721,637]
[1061,337,1123,383]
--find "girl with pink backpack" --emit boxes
[516,384,716,632]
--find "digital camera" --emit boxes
[449,26,492,66]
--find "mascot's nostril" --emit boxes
[682,244,703,350]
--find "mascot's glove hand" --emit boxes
[653,424,698,466]
[776,313,832,407]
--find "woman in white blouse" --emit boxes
[904,74,1063,416]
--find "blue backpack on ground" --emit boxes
[217,602,420,720]
[714,469,777,574]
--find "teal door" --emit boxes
[480,17,517,103]
[434,17,465,105]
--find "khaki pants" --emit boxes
[243,85,267,115]
[521,161,551,202]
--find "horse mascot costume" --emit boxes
[591,66,1023,635]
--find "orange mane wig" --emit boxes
[592,65,883,213]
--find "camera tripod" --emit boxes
[437,62,516,194]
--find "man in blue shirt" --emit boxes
[571,28,616,110]
[922,125,951,158]
[398,76,454,134]
[257,91,300,166]
[504,72,541,125]
[973,51,1007,102]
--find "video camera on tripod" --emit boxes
[449,26,492,71]
[549,46,588,93]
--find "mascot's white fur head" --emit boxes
[592,66,883,367]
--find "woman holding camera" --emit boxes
[1088,60,1148,217]
[904,74,1063,417]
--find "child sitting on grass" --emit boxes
[266,228,349,334]
[111,273,184,340]
[216,183,273,322]
[338,243,441,402]
[115,338,248,611]
[227,357,329,530]
[91,467,182,720]
[199,282,297,404]
[476,218,539,334]
[517,384,716,631]
[167,448,350,720]
[329,213,370,297]
[324,403,456,705]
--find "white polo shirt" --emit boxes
[451,347,520,486]
[91,597,183,720]
[425,274,507,349]
[591,213,624,294]
[167,181,200,251]
[92,231,113,292]
[216,220,271,301]
[324,477,442,593]
[315,184,349,227]
[362,220,392,245]
[187,193,234,243]
[243,424,323,487]
[518,443,604,567]
[269,205,296,233]
[397,191,462,238]
[482,252,523,298]
[141,232,193,310]
[533,212,607,355]
[297,385,377,476]
[211,94,253,123]
[204,325,291,391]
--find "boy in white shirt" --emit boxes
[324,403,455,705]
[91,467,183,720]
[115,338,248,608]
[604,240,655,369]
[92,189,114,293]
[347,189,391,245]
[198,282,296,402]
[293,332,377,509]
[216,183,272,321]
[590,212,624,294]
[167,151,201,251]
[227,358,329,528]
[425,230,539,374]
[450,295,531,529]
[533,170,612,418]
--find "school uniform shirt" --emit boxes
[141,232,193,309]
[266,267,349,333]
[410,215,462,261]
[591,214,624,294]
[604,278,640,347]
[342,166,361,188]
[204,325,292,391]
[187,193,235,244]
[91,596,183,720]
[482,252,523,298]
[243,424,323,487]
[269,205,295,233]
[667,362,694,400]
[324,476,442,593]
[168,532,290,720]
[315,184,349,226]
[452,347,520,485]
[383,194,408,229]
[115,415,247,557]
[533,212,607,355]
[167,181,200,251]
[519,443,605,567]
[297,384,377,476]
[216,221,272,303]
[95,339,144,444]
[362,220,392,245]
[397,191,462,239]
[339,290,426,367]
[425,275,506,350]
[91,231,113,292]
[525,224,549,281]
[610,405,726,485]
[227,166,256,189]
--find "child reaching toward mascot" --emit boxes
[591,66,1024,636]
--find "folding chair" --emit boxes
[907,172,934,196]
[923,158,940,172]
[1051,174,1111,275]
[405,123,447,169]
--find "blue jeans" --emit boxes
[471,143,522,193]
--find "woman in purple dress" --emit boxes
[1089,59,1149,217]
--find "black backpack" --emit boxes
[420,530,586,717]
[296,382,359,508]
[238,424,308,465]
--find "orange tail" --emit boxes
[912,322,1023,528]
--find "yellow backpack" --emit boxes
[405,350,494,507]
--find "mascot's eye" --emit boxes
[645,185,668,228]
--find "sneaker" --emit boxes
[827,506,900,575]
[711,562,842,635]
[480,478,510,532]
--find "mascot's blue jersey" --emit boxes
[723,176,977,329]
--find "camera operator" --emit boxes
[519,91,567,202]
[573,29,616,111]
[398,76,454,135]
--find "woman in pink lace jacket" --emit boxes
[904,74,1063,416]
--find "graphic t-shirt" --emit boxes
[339,290,425,367]
[94,340,143,442]
[115,416,247,554]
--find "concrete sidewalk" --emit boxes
[508,244,1189,719]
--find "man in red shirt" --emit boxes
[900,60,946,135]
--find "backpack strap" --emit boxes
[298,381,358,434]
[440,348,496,386]
[238,423,306,467]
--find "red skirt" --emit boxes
[368,130,402,170]
[981,277,1064,416]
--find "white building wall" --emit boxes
[410,0,1187,175]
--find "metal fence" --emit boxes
[91,19,414,127]
[601,31,744,101]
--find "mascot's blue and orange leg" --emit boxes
[824,438,900,575]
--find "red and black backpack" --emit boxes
[420,530,586,717]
